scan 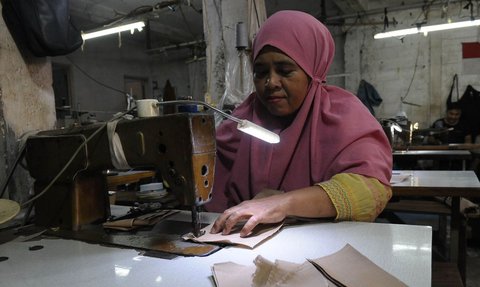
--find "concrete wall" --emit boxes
[344,3,480,128]
[53,35,202,121]
[0,6,56,203]
[204,0,241,106]
[327,25,347,88]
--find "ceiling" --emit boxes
[68,0,451,52]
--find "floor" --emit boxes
[467,246,480,287]
[466,216,480,287]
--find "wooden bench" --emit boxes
[385,199,451,215]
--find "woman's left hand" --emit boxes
[210,193,289,237]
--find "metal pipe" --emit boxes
[146,40,205,54]
[326,0,463,22]
[155,100,242,123]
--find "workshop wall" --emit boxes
[344,3,480,128]
[203,0,246,106]
[53,39,151,121]
[0,10,56,203]
[53,36,197,122]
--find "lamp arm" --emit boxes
[154,100,242,124]
[154,99,280,144]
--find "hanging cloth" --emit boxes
[458,85,480,141]
[356,80,382,115]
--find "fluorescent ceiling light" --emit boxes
[374,19,480,39]
[82,21,145,40]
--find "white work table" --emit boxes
[0,210,432,287]
[391,170,480,191]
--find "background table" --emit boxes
[391,170,480,284]
[0,210,432,287]
[391,170,480,197]
[393,150,472,170]
[394,143,480,151]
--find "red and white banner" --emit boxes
[462,42,480,74]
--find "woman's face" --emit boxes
[253,46,310,116]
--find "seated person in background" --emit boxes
[427,102,471,144]
[205,11,393,237]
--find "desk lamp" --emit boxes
[154,100,280,144]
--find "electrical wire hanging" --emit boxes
[401,40,422,107]
[0,143,27,199]
[19,108,136,208]
[65,56,126,95]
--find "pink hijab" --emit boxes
[205,10,392,212]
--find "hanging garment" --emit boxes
[458,85,480,141]
[447,74,460,107]
[356,80,383,115]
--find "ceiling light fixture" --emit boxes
[374,19,480,39]
[81,21,146,40]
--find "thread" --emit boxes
[236,22,248,50]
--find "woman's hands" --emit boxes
[210,193,289,237]
[209,186,337,237]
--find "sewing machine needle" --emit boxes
[191,205,204,237]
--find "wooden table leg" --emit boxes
[450,197,466,285]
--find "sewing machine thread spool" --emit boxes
[236,21,248,50]
[136,99,160,117]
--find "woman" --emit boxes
[205,10,392,237]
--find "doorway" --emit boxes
[124,76,148,101]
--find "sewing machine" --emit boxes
[24,113,216,236]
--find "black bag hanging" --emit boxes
[458,85,480,141]
[356,79,383,116]
[446,74,459,108]
[2,0,83,57]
